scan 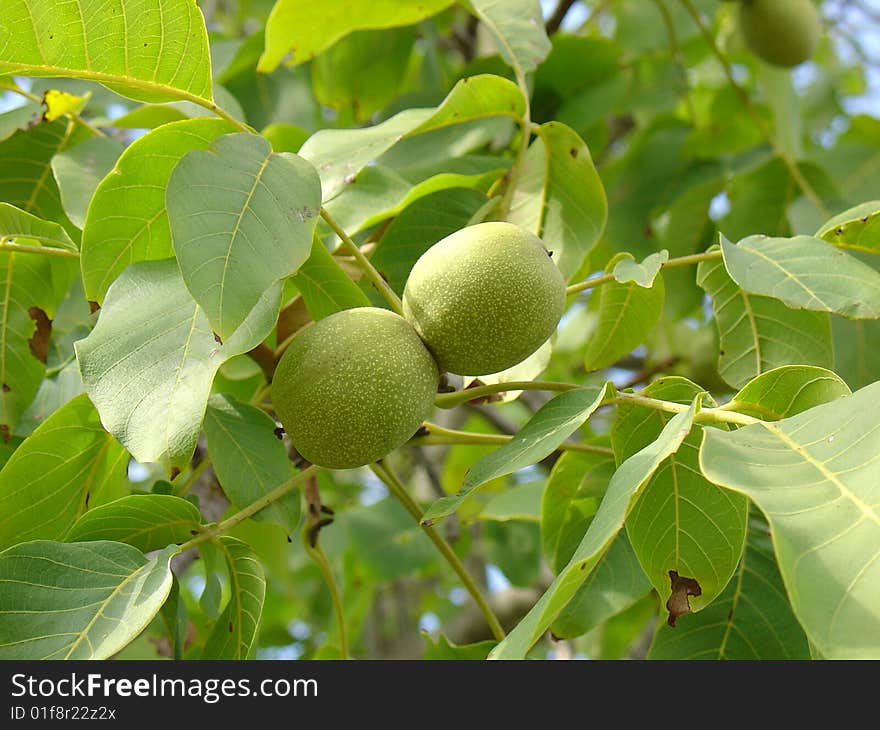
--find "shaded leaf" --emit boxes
[541,448,616,572]
[167,133,320,337]
[201,537,265,660]
[465,0,551,75]
[81,118,237,304]
[422,385,611,525]
[700,382,880,658]
[75,260,279,471]
[51,136,123,229]
[509,121,608,280]
[66,495,202,553]
[0,118,83,235]
[300,74,524,201]
[697,249,834,389]
[204,394,300,534]
[260,0,453,71]
[0,203,76,252]
[582,253,664,372]
[832,317,880,390]
[551,534,651,639]
[291,236,372,321]
[490,397,702,659]
[0,541,176,659]
[816,200,880,254]
[370,187,489,295]
[613,377,748,617]
[0,0,213,104]
[649,518,811,659]
[726,366,851,421]
[0,393,129,550]
[423,633,496,660]
[720,234,880,319]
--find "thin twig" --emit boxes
[320,208,404,315]
[370,461,506,642]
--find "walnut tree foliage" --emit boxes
[0,0,878,660]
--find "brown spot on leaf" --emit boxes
[1,384,9,393]
[569,148,578,158]
[666,570,701,626]
[273,426,285,439]
[170,467,181,480]
[88,300,101,314]
[27,308,51,364]
[228,622,234,633]
[0,425,8,443]
[213,332,223,345]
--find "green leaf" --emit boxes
[323,164,501,240]
[509,121,608,280]
[167,133,320,338]
[720,157,839,242]
[262,123,310,153]
[613,377,748,616]
[613,250,669,287]
[0,233,75,436]
[490,397,701,659]
[343,498,436,581]
[422,633,496,660]
[291,236,372,321]
[0,101,41,142]
[370,187,489,295]
[582,254,665,372]
[0,118,83,234]
[720,234,880,319]
[0,393,129,551]
[0,541,176,659]
[422,385,611,526]
[201,537,265,659]
[481,481,543,522]
[486,520,541,587]
[260,0,453,71]
[65,495,202,553]
[551,534,651,639]
[312,28,415,123]
[648,517,811,659]
[697,249,834,389]
[81,118,237,304]
[816,200,880,254]
[160,575,187,660]
[50,136,123,230]
[75,260,279,471]
[0,0,213,104]
[16,360,85,436]
[465,0,551,75]
[107,104,190,129]
[832,317,880,390]
[0,202,77,251]
[726,366,851,421]
[300,74,525,201]
[700,382,880,659]
[541,448,616,572]
[204,394,300,534]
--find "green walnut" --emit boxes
[738,0,820,68]
[402,222,566,376]
[272,307,438,469]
